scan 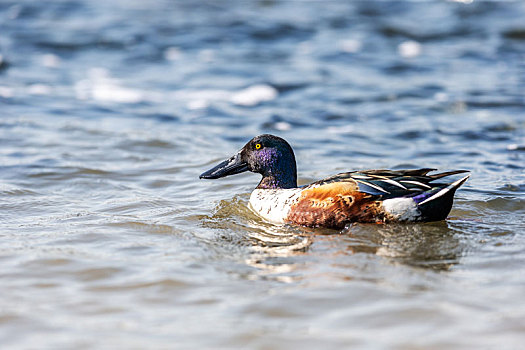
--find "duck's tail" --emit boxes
[413,174,470,221]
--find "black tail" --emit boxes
[428,170,470,181]
[415,174,470,221]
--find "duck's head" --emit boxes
[199,134,297,189]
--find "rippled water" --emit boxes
[1,1,524,348]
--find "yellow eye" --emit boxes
[255,143,262,150]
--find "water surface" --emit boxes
[1,1,524,348]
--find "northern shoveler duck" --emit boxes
[200,134,470,229]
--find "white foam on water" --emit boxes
[164,47,182,61]
[339,39,362,53]
[75,68,144,104]
[398,40,422,58]
[42,54,61,68]
[274,122,292,131]
[230,84,278,106]
[187,99,209,110]
[0,86,13,98]
[28,84,52,95]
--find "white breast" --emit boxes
[249,188,303,224]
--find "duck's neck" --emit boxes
[257,174,297,189]
[256,155,297,190]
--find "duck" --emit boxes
[199,134,470,229]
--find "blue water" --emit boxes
[1,1,524,348]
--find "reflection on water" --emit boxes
[343,222,463,271]
[201,195,312,282]
[203,195,466,281]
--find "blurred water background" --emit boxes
[1,0,524,348]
